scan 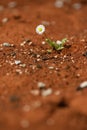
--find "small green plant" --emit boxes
[46,38,67,51]
[36,25,67,51]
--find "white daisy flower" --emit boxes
[36,25,45,35]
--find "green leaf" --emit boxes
[61,38,67,45]
[46,38,67,51]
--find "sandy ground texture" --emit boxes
[0,0,87,130]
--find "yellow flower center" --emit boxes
[38,27,43,32]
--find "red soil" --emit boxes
[0,0,87,130]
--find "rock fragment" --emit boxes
[2,42,11,47]
[8,1,17,8]
[38,82,46,89]
[41,88,53,96]
[20,119,29,128]
[77,81,87,90]
[54,0,64,8]
[2,18,8,23]
[15,60,21,65]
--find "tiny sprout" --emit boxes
[46,38,67,51]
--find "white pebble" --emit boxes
[15,69,22,74]
[2,18,8,23]
[80,81,87,89]
[42,41,46,45]
[37,58,41,61]
[48,66,54,70]
[54,0,64,8]
[19,64,26,68]
[2,42,11,47]
[41,88,53,96]
[15,60,21,65]
[38,82,46,89]
[20,42,25,46]
[37,54,40,58]
[54,55,58,58]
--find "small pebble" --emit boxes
[54,91,60,96]
[54,55,58,58]
[0,5,4,11]
[22,105,30,112]
[37,58,41,61]
[76,73,80,77]
[37,54,40,58]
[80,81,87,89]
[48,66,54,70]
[2,18,8,23]
[77,81,87,91]
[36,64,42,69]
[20,39,31,46]
[31,65,36,70]
[63,55,67,58]
[41,88,53,96]
[2,42,11,47]
[42,56,49,61]
[54,0,64,8]
[83,52,87,57]
[19,64,26,68]
[71,59,75,63]
[16,69,22,74]
[32,101,42,108]
[38,82,46,89]
[42,21,50,26]
[6,73,10,76]
[20,42,25,46]
[72,3,82,10]
[42,41,46,45]
[20,119,29,128]
[15,60,21,65]
[8,1,17,8]
[46,118,55,126]
[30,89,40,96]
[28,41,32,46]
[9,61,14,66]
